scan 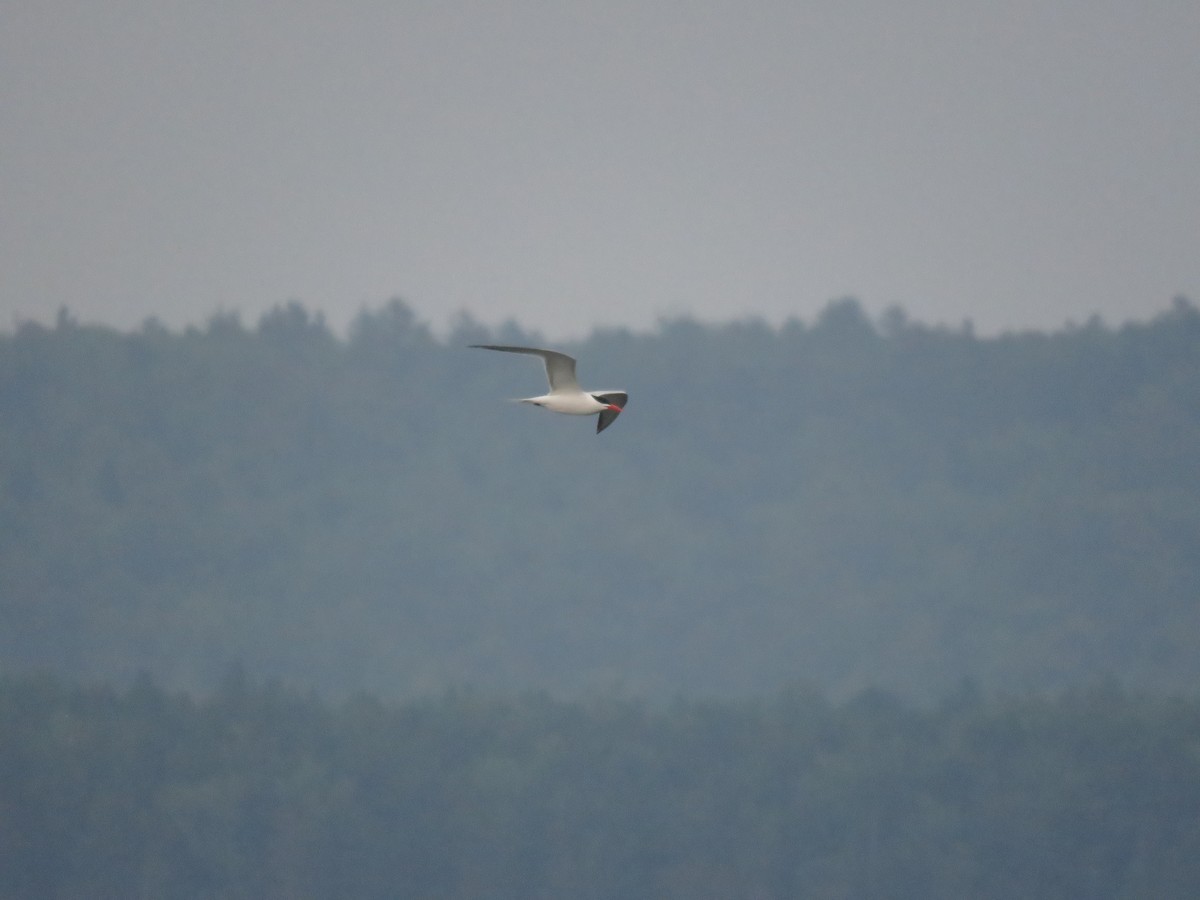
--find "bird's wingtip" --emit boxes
[596,407,622,433]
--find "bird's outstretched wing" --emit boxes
[470,344,580,392]
[593,392,628,433]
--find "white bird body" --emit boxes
[519,391,612,415]
[471,344,628,433]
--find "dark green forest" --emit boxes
[4,298,1200,896]
[2,298,1200,697]
[3,673,1198,899]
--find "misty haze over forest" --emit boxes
[3,296,1198,699]
[4,296,1200,896]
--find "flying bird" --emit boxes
[470,344,628,433]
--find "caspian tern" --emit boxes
[470,344,628,433]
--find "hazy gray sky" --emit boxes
[3,1,1198,338]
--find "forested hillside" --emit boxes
[2,298,1199,697]
[3,674,1197,899]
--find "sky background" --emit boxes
[3,0,1198,339]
